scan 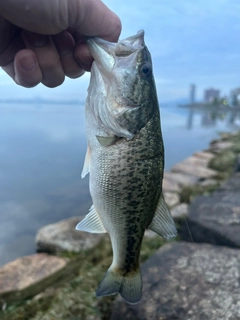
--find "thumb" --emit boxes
[0,0,121,41]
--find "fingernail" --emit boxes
[19,54,37,72]
[24,31,47,47]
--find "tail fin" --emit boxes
[96,267,142,304]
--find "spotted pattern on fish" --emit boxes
[90,108,163,273]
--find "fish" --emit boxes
[76,30,177,304]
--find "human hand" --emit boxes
[0,0,121,88]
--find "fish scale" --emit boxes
[76,30,177,304]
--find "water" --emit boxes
[0,102,239,266]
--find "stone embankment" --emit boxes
[111,172,240,320]
[1,132,240,320]
[111,242,240,320]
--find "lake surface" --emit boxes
[0,102,239,266]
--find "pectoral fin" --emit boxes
[76,205,107,234]
[149,194,177,239]
[81,145,91,178]
[96,135,121,147]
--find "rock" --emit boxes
[220,172,240,190]
[171,159,217,179]
[36,216,105,254]
[183,155,210,167]
[144,229,157,238]
[235,154,240,172]
[209,150,236,172]
[171,203,189,220]
[162,173,181,193]
[164,171,199,187]
[220,132,233,140]
[163,192,179,208]
[111,242,240,320]
[193,151,215,162]
[199,178,218,187]
[220,132,239,139]
[180,173,240,248]
[209,140,233,153]
[0,254,68,302]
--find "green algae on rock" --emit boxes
[1,235,166,320]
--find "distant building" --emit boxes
[189,84,196,104]
[230,87,240,107]
[204,88,220,103]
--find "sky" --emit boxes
[0,0,239,103]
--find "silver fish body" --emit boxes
[76,30,177,304]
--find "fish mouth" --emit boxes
[117,30,145,50]
[86,30,145,72]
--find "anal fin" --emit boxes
[76,205,106,233]
[149,194,177,239]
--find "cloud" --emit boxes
[105,0,240,100]
[0,1,239,102]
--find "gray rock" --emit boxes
[171,158,217,179]
[164,171,199,187]
[111,242,240,320]
[180,173,240,248]
[183,155,210,167]
[235,154,240,172]
[193,151,215,162]
[199,178,218,187]
[163,192,179,208]
[0,254,68,302]
[209,140,233,153]
[220,172,240,190]
[220,132,234,139]
[171,203,189,220]
[36,216,105,254]
[162,173,181,192]
[144,229,157,238]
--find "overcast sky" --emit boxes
[0,0,239,103]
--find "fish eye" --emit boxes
[139,62,152,78]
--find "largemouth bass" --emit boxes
[76,30,177,304]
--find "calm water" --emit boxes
[0,102,239,266]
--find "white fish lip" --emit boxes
[118,29,145,48]
[86,30,146,73]
[86,38,115,72]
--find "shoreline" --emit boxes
[1,130,240,320]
